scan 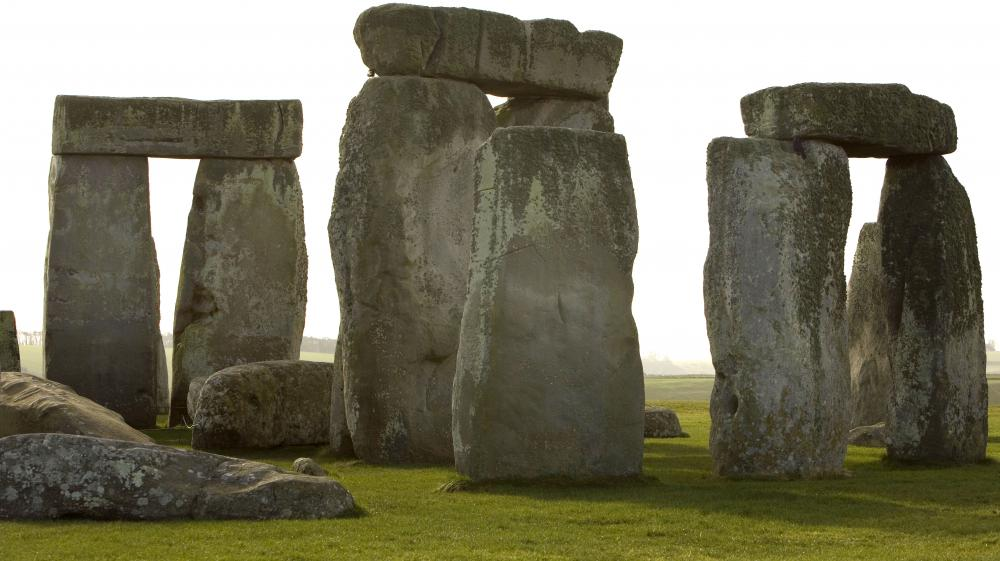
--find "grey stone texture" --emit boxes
[453,127,643,481]
[495,97,614,132]
[643,406,688,438]
[45,155,163,428]
[0,311,19,372]
[155,341,169,415]
[847,223,892,428]
[704,137,852,479]
[878,155,987,463]
[330,76,495,464]
[741,83,957,158]
[52,95,303,159]
[328,339,354,457]
[354,4,622,99]
[170,159,307,426]
[192,361,332,450]
[292,457,329,477]
[0,372,153,443]
[0,433,355,520]
[848,422,887,448]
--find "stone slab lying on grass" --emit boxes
[740,83,956,157]
[0,311,19,372]
[0,433,355,520]
[643,407,688,438]
[879,155,987,464]
[848,423,887,448]
[454,127,643,481]
[0,372,153,443]
[495,97,614,132]
[192,361,332,450]
[704,137,852,479]
[848,223,892,428]
[354,4,622,98]
[52,95,303,159]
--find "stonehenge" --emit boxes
[453,127,643,481]
[42,95,307,429]
[0,311,19,372]
[192,361,332,450]
[704,137,852,478]
[706,82,986,474]
[170,157,307,426]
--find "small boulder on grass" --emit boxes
[293,457,328,477]
[848,423,887,448]
[644,406,689,438]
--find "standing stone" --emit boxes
[45,155,161,428]
[354,5,623,99]
[453,127,643,481]
[0,312,19,372]
[495,97,614,132]
[847,223,892,428]
[192,361,332,450]
[740,83,956,157]
[52,96,303,159]
[155,337,169,415]
[170,159,307,426]
[328,339,354,457]
[704,137,852,478]
[330,76,495,463]
[878,155,987,463]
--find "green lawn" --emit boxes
[3,394,1000,560]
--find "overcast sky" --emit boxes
[0,1,996,361]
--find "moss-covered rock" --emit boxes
[848,223,892,428]
[878,155,987,463]
[330,76,495,464]
[704,137,852,479]
[45,155,162,428]
[353,4,622,98]
[741,83,956,157]
[52,96,302,159]
[453,127,642,482]
[169,159,307,426]
[495,97,614,132]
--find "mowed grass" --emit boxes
[3,389,1000,560]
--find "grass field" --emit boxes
[3,392,1000,560]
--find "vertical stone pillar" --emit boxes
[45,155,161,428]
[169,158,307,426]
[704,137,852,478]
[878,155,987,463]
[453,127,643,481]
[0,311,20,372]
[847,223,892,428]
[329,76,495,464]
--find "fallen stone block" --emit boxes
[848,423,887,448]
[643,406,688,438]
[879,155,987,463]
[453,127,643,481]
[0,372,153,443]
[45,155,162,428]
[293,457,328,477]
[52,95,303,159]
[0,433,354,520]
[192,361,332,450]
[741,83,956,157]
[354,4,622,98]
[170,158,307,426]
[704,137,851,478]
[330,76,495,464]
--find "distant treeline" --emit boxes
[19,332,338,355]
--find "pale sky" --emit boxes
[0,1,996,361]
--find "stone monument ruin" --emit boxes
[44,95,307,428]
[0,312,19,372]
[705,83,987,476]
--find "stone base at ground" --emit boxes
[170,158,307,426]
[453,127,643,481]
[192,361,332,450]
[643,407,688,438]
[704,137,851,479]
[0,433,355,520]
[0,372,153,443]
[879,155,987,463]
